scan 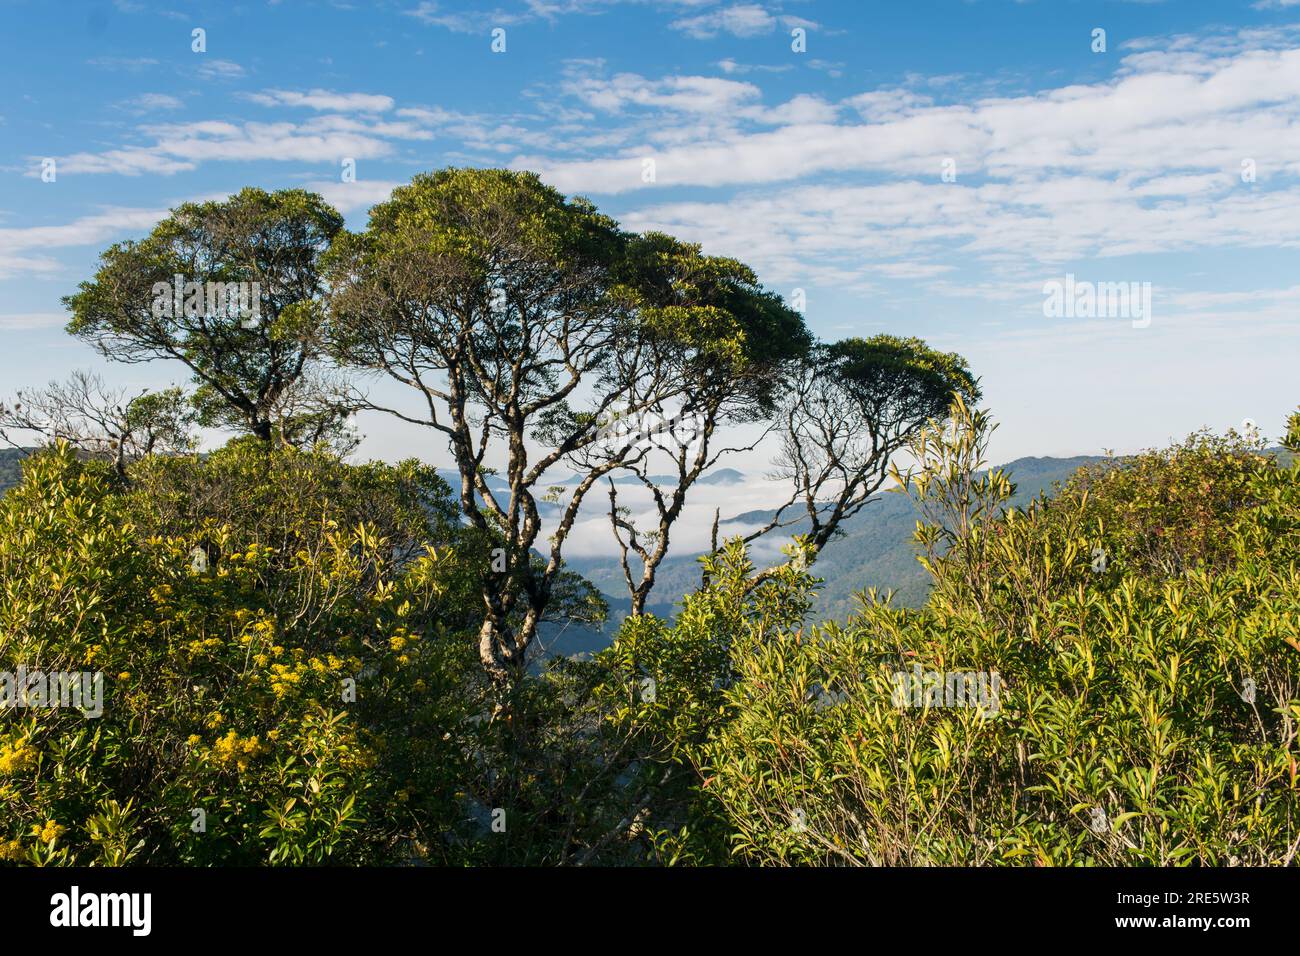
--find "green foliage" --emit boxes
[617,231,812,413]
[15,165,1294,870]
[326,167,627,376]
[1053,427,1272,578]
[582,539,819,864]
[0,442,484,865]
[647,402,1300,865]
[64,187,348,445]
[825,334,980,427]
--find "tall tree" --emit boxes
[598,232,810,615]
[326,169,792,683]
[64,187,349,446]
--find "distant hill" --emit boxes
[0,448,30,496]
[803,454,1104,619]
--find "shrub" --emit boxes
[0,443,484,865]
[682,405,1300,865]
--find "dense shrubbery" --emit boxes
[0,442,487,864]
[629,403,1300,865]
[2,403,1298,866]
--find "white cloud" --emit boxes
[501,30,1300,291]
[566,71,762,114]
[405,1,535,33]
[302,179,402,214]
[0,313,67,331]
[671,3,777,39]
[47,113,436,176]
[406,0,724,33]
[123,93,184,112]
[752,93,838,125]
[0,207,169,279]
[86,56,158,71]
[716,58,793,75]
[246,89,395,112]
[669,3,814,40]
[195,59,246,80]
[531,39,1300,194]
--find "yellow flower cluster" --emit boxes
[210,730,266,772]
[269,662,305,698]
[32,820,64,843]
[185,636,224,658]
[0,737,36,775]
[270,654,352,698]
[389,627,422,654]
[0,839,25,862]
[225,543,273,566]
[237,614,277,652]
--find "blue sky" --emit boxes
[3,0,1300,473]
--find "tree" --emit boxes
[64,188,350,447]
[327,168,776,685]
[594,231,811,614]
[741,335,980,582]
[0,370,194,478]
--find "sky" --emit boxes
[2,0,1299,487]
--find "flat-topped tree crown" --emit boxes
[824,335,980,431]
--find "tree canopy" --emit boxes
[64,187,348,446]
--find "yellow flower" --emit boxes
[0,839,24,862]
[117,672,131,681]
[0,737,36,775]
[186,734,201,747]
[211,729,266,769]
[34,820,64,843]
[389,635,407,652]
